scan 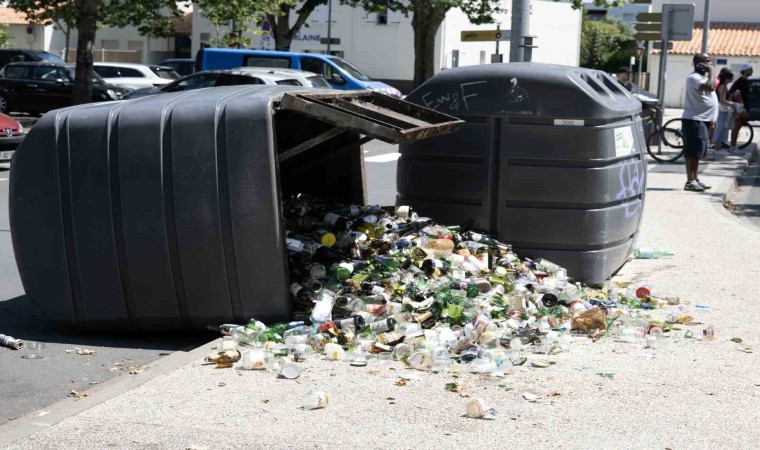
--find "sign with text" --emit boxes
[461,30,510,42]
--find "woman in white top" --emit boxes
[712,68,737,151]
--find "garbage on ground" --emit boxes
[466,398,497,419]
[0,334,25,350]
[20,341,45,359]
[302,391,329,410]
[65,348,96,355]
[633,247,674,259]
[201,196,713,390]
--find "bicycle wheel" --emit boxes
[647,128,685,163]
[737,123,754,149]
[662,118,685,147]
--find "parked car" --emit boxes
[196,48,402,97]
[93,62,179,90]
[0,113,25,163]
[160,58,195,76]
[125,68,329,99]
[0,49,64,70]
[0,62,131,115]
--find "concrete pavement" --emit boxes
[1,145,759,449]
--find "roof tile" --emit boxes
[656,22,760,57]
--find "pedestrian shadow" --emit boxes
[0,294,210,351]
[730,204,760,218]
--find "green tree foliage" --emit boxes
[0,25,9,49]
[10,0,187,104]
[579,9,635,72]
[196,0,295,48]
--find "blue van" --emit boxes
[196,48,402,97]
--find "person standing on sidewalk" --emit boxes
[728,64,753,149]
[712,68,736,153]
[682,53,718,192]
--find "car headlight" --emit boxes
[106,89,117,100]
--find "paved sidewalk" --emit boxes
[2,149,760,450]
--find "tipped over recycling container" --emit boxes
[10,86,461,331]
[397,63,647,285]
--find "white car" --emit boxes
[92,62,179,90]
[230,67,331,89]
[126,68,330,99]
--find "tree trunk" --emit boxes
[72,0,98,105]
[411,7,446,88]
[273,9,293,51]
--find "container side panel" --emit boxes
[66,111,129,326]
[9,114,76,325]
[117,105,182,328]
[170,100,233,326]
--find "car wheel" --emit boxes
[0,94,10,114]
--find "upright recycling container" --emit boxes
[10,86,461,331]
[397,63,647,285]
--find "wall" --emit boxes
[5,24,44,50]
[650,53,760,108]
[652,0,760,22]
[439,0,581,70]
[48,26,175,65]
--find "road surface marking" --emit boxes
[364,153,401,163]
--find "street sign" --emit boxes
[461,30,510,42]
[652,41,674,50]
[636,12,662,22]
[630,0,652,4]
[634,23,661,32]
[635,47,644,59]
[662,3,695,41]
[320,37,340,45]
[634,32,661,41]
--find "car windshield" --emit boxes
[66,67,105,84]
[151,67,181,80]
[328,57,371,81]
[30,51,65,64]
[308,75,331,89]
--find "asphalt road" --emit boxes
[0,163,208,424]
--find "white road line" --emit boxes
[364,153,401,163]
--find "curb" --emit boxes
[723,144,759,212]
[0,338,221,448]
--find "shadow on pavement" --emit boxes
[0,294,211,351]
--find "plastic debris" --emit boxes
[0,334,25,350]
[302,391,329,410]
[633,247,674,259]
[466,398,497,419]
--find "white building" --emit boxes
[648,0,760,107]
[0,7,51,51]
[192,0,582,92]
[584,1,651,26]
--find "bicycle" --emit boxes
[643,104,686,163]
[663,117,754,151]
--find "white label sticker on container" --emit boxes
[553,119,585,126]
[614,126,636,157]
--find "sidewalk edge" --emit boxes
[0,339,220,448]
[723,144,759,211]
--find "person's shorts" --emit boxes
[682,119,709,157]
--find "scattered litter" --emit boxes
[302,391,329,410]
[465,398,497,419]
[0,334,25,350]
[531,361,550,368]
[597,372,614,379]
[547,391,561,397]
[731,337,743,344]
[128,365,148,375]
[75,348,96,356]
[394,379,407,387]
[736,347,753,354]
[522,392,540,403]
[68,390,89,399]
[218,382,226,387]
[444,382,461,393]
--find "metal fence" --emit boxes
[66,49,142,64]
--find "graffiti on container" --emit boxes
[616,160,645,219]
[503,78,530,104]
[421,81,486,113]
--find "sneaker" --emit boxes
[695,179,712,190]
[684,180,705,192]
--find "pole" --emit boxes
[637,50,643,95]
[495,24,500,59]
[701,0,710,54]
[326,0,333,54]
[510,0,530,62]
[656,6,672,154]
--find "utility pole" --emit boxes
[509,0,530,62]
[701,0,711,54]
[326,0,333,54]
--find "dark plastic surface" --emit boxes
[398,63,647,284]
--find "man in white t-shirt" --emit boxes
[681,53,718,192]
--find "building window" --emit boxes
[376,7,388,25]
[100,39,119,49]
